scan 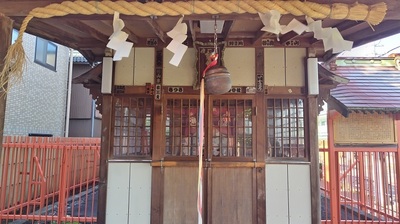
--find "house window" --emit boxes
[35,37,57,71]
[112,96,152,158]
[266,98,306,160]
[12,29,18,44]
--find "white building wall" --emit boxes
[106,162,152,224]
[4,32,70,136]
[266,164,312,224]
[265,48,306,87]
[114,47,155,86]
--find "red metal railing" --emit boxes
[0,136,100,224]
[320,142,400,224]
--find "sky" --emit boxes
[339,33,400,57]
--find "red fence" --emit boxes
[0,136,100,224]
[320,144,400,223]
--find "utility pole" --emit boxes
[0,14,13,152]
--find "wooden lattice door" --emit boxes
[159,95,257,224]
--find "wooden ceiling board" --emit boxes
[230,20,262,33]
[124,20,158,38]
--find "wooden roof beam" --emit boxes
[146,17,166,43]
[123,29,139,44]
[82,19,140,45]
[347,20,400,48]
[279,32,299,45]
[78,50,98,63]
[318,64,349,84]
[67,20,110,44]
[188,20,196,42]
[310,20,365,46]
[323,20,400,62]
[22,20,81,48]
[251,29,266,44]
[221,20,233,40]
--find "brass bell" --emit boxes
[204,65,232,95]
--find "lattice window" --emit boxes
[112,96,152,158]
[266,98,306,159]
[165,98,200,156]
[211,99,253,158]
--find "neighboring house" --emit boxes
[68,55,101,137]
[4,31,70,137]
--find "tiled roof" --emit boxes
[330,65,400,113]
[73,56,88,63]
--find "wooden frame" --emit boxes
[265,96,310,162]
[110,95,153,160]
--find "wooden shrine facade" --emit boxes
[2,1,400,224]
[98,46,323,224]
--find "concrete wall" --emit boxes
[4,32,70,136]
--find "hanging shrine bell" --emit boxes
[204,65,232,95]
[203,17,232,95]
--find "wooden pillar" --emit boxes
[151,49,164,224]
[0,15,13,153]
[254,47,266,223]
[308,96,321,224]
[150,95,164,224]
[97,95,112,224]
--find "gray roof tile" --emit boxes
[331,66,400,111]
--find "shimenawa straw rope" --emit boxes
[0,0,387,91]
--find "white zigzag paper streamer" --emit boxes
[258,11,353,54]
[306,17,353,53]
[166,16,188,66]
[107,11,133,61]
